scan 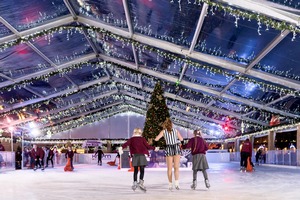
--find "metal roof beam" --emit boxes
[189,3,208,53]
[220,0,300,26]
[38,101,124,130]
[246,30,290,72]
[123,101,207,128]
[0,89,119,129]
[140,66,300,118]
[0,76,110,113]
[215,30,290,112]
[0,15,74,45]
[122,0,134,36]
[116,77,268,126]
[0,53,97,89]
[94,56,273,125]
[77,16,300,91]
[63,0,78,20]
[243,94,293,117]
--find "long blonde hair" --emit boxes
[162,118,173,133]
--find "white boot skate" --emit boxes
[175,180,180,190]
[191,180,197,190]
[138,180,146,192]
[132,181,138,191]
[168,182,173,191]
[205,179,210,189]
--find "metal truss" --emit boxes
[1,0,299,136]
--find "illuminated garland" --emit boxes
[0,61,107,93]
[193,0,300,34]
[267,0,300,9]
[40,104,146,135]
[0,1,298,139]
[0,61,297,135]
[29,138,128,145]
[225,121,300,142]
[0,60,262,121]
[0,80,118,118]
[0,25,299,98]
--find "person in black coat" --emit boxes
[15,146,22,169]
[94,147,105,166]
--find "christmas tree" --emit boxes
[143,82,170,147]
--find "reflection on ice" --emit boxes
[0,162,299,200]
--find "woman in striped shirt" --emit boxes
[155,118,183,190]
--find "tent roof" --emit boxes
[0,0,300,139]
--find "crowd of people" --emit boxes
[21,145,76,172]
[22,145,59,170]
[240,139,268,172]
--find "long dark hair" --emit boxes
[162,118,173,133]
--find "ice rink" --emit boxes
[0,162,299,200]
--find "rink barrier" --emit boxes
[0,151,15,171]
[230,149,300,166]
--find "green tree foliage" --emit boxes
[143,82,170,147]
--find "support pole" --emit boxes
[21,132,24,169]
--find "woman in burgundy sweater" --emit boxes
[119,128,158,191]
[65,146,74,171]
[182,130,210,190]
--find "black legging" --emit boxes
[133,166,145,182]
[193,169,208,181]
[35,157,44,168]
[47,156,54,167]
[240,152,250,167]
[98,156,102,165]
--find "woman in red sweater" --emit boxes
[182,130,210,189]
[119,128,158,191]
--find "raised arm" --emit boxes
[154,130,164,141]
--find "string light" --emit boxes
[0,0,299,139]
[225,122,300,142]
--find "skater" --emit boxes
[15,146,22,170]
[255,148,262,165]
[240,138,252,172]
[0,141,5,151]
[154,118,184,190]
[94,147,105,166]
[65,146,74,170]
[23,147,30,168]
[118,128,158,191]
[31,144,45,171]
[182,130,210,189]
[46,147,54,168]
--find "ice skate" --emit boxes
[175,180,180,190]
[191,180,197,190]
[132,181,138,191]
[33,167,37,171]
[240,166,245,172]
[138,180,147,192]
[168,182,173,191]
[205,179,210,189]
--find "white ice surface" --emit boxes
[0,163,299,200]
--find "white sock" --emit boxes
[175,180,179,186]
